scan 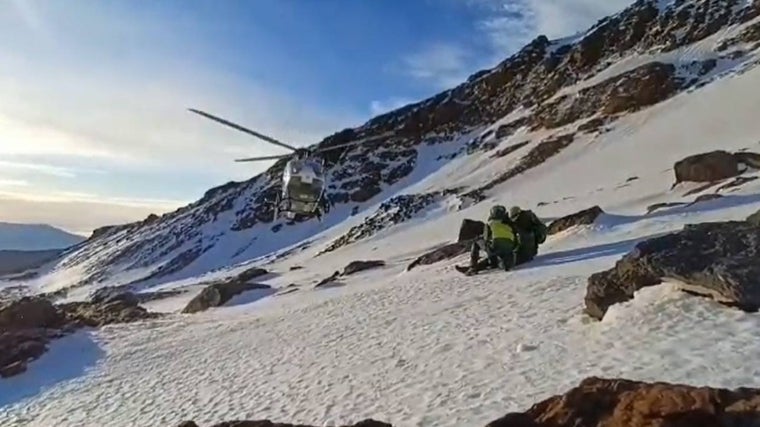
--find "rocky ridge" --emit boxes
[41,0,760,291]
[174,377,760,427]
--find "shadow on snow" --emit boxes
[0,330,104,408]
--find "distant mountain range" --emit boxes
[0,222,85,251]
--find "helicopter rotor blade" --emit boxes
[234,154,292,162]
[312,131,394,154]
[188,108,299,152]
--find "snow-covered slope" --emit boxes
[4,1,760,425]
[0,222,84,251]
[22,0,760,298]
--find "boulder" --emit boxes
[457,219,485,242]
[0,295,158,378]
[585,221,760,320]
[182,281,272,314]
[547,206,604,235]
[486,377,760,427]
[0,297,64,331]
[89,286,139,306]
[235,267,269,282]
[342,260,385,276]
[673,150,740,184]
[406,242,470,271]
[0,329,52,378]
[60,298,158,327]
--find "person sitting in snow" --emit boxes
[508,205,547,265]
[455,205,519,276]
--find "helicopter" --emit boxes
[189,108,383,222]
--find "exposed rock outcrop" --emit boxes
[314,260,386,288]
[458,219,485,242]
[547,206,604,235]
[673,150,760,184]
[1,295,157,378]
[320,190,460,254]
[487,377,760,427]
[585,220,760,320]
[406,242,470,271]
[182,280,272,314]
[342,260,385,276]
[674,150,742,183]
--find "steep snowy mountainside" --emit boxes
[0,222,84,251]
[24,0,760,295]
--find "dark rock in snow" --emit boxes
[89,286,139,306]
[59,298,158,327]
[314,272,341,289]
[458,219,485,242]
[235,267,269,282]
[1,295,157,377]
[646,202,686,214]
[406,242,470,271]
[0,297,64,331]
[182,280,272,314]
[320,190,460,254]
[547,206,604,235]
[342,260,385,276]
[673,150,754,184]
[585,221,760,320]
[486,377,760,427]
[716,175,759,192]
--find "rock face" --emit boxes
[674,150,741,183]
[0,295,156,378]
[320,190,461,255]
[585,220,760,320]
[458,219,485,242]
[487,377,760,427]
[314,260,387,288]
[182,280,272,314]
[342,260,385,276]
[673,150,760,185]
[176,419,392,427]
[547,206,604,235]
[407,242,471,271]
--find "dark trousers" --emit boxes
[470,238,516,272]
[515,231,537,265]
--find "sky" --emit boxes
[0,0,633,235]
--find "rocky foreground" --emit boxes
[176,377,760,426]
[586,208,760,320]
[0,292,158,377]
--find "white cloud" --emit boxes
[0,178,29,188]
[369,97,416,116]
[401,44,472,90]
[398,0,634,88]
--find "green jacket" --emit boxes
[513,210,547,244]
[484,217,519,245]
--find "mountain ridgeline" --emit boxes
[46,0,760,290]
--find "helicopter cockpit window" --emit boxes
[303,160,323,175]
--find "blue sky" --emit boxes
[0,0,632,234]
